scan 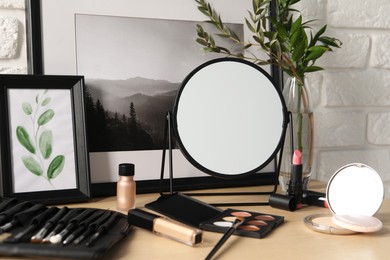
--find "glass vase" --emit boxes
[279,76,313,193]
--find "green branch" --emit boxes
[194,0,342,85]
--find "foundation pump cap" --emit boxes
[119,163,135,176]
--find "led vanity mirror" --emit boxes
[326,163,384,216]
[304,163,384,235]
[173,58,287,179]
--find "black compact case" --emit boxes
[145,193,284,239]
[145,192,223,227]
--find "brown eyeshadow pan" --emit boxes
[238,225,260,231]
[255,215,275,221]
[231,211,252,217]
[247,220,268,226]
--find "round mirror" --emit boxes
[173,58,287,178]
[326,163,384,216]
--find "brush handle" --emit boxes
[205,219,242,260]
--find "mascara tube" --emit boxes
[128,208,202,246]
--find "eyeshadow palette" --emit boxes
[200,208,284,239]
[146,193,284,239]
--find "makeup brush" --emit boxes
[50,208,96,244]
[31,207,68,243]
[205,217,244,260]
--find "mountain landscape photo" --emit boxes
[84,77,179,152]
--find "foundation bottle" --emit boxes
[117,163,136,212]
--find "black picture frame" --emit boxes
[25,1,283,197]
[0,75,90,204]
[25,0,43,75]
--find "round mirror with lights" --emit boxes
[326,163,384,216]
[173,58,287,178]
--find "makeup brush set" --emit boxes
[0,197,131,259]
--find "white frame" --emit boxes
[37,0,275,185]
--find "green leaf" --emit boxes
[215,33,231,38]
[291,15,302,35]
[39,130,53,159]
[305,46,329,61]
[253,0,259,12]
[276,23,288,40]
[22,156,42,176]
[210,47,221,53]
[197,6,210,17]
[196,24,204,34]
[37,109,55,126]
[292,39,307,61]
[245,18,256,33]
[218,46,231,54]
[253,35,263,44]
[289,0,301,5]
[312,25,327,44]
[290,28,302,49]
[229,29,241,41]
[196,38,208,46]
[209,35,216,46]
[16,126,35,154]
[319,36,342,48]
[22,102,33,115]
[248,10,256,23]
[305,66,324,73]
[41,97,51,106]
[47,155,65,180]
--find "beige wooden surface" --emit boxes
[71,182,390,260]
[1,182,389,259]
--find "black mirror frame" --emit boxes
[172,57,288,179]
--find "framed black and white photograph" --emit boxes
[27,0,281,196]
[0,75,90,204]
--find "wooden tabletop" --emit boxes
[1,182,388,259]
[64,182,390,260]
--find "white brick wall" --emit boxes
[0,0,27,74]
[0,0,389,197]
[296,0,390,197]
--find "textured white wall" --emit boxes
[0,0,389,196]
[0,0,27,73]
[295,0,390,197]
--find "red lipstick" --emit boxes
[292,149,302,165]
[288,150,303,209]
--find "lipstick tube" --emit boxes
[302,190,328,208]
[128,208,202,246]
[288,150,303,208]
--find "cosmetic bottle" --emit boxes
[117,163,136,212]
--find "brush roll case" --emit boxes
[0,197,131,259]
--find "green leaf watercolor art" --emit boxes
[16,90,65,184]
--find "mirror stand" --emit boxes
[158,111,289,206]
